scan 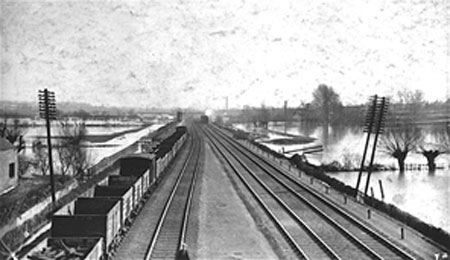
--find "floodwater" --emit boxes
[21,123,164,171]
[87,123,164,164]
[329,170,450,233]
[234,121,450,233]
[23,125,138,140]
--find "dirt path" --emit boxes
[194,143,278,259]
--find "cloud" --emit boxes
[1,0,449,109]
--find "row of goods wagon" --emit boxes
[29,126,188,260]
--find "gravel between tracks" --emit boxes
[194,140,295,259]
[241,140,446,259]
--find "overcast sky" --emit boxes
[1,0,449,109]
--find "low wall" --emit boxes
[0,179,77,244]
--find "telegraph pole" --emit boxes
[284,100,287,133]
[38,89,57,208]
[355,95,388,198]
[355,95,378,194]
[364,97,388,196]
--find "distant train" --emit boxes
[29,126,188,260]
[200,115,209,124]
[176,111,183,122]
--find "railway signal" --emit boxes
[38,89,57,208]
[355,95,389,197]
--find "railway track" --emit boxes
[204,125,417,260]
[146,125,202,259]
[114,124,202,260]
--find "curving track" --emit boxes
[203,124,418,260]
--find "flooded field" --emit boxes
[21,122,164,167]
[235,121,450,233]
[329,170,450,233]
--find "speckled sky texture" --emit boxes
[1,0,449,109]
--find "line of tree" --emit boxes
[381,89,449,172]
[235,84,449,172]
[309,85,449,172]
[309,85,450,172]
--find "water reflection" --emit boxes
[234,121,450,232]
[264,121,450,168]
[328,169,450,233]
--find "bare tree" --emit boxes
[257,104,270,129]
[0,117,26,152]
[396,88,424,105]
[32,139,49,175]
[56,139,72,175]
[419,131,450,171]
[381,127,422,172]
[381,89,425,172]
[58,121,90,176]
[1,116,32,177]
[311,84,343,126]
[311,84,342,148]
[18,154,33,177]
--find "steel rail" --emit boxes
[178,124,202,252]
[206,128,341,259]
[204,127,337,260]
[208,127,383,259]
[211,124,417,260]
[144,126,201,260]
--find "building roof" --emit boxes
[0,138,15,151]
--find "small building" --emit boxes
[0,138,18,195]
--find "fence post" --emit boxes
[378,180,385,200]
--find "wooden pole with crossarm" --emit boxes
[38,89,57,208]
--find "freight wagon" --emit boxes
[94,185,135,223]
[108,176,143,210]
[29,237,104,260]
[119,154,154,192]
[51,197,122,251]
[34,123,188,260]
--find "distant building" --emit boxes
[0,138,18,195]
[176,111,183,122]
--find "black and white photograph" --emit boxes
[0,0,449,259]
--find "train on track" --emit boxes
[200,115,209,124]
[28,126,188,260]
